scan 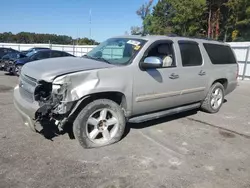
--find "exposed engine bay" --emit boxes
[34,80,71,131]
[32,71,99,131]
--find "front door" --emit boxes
[132,40,187,116]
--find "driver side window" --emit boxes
[144,42,175,68]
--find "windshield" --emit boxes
[26,51,37,57]
[85,38,146,65]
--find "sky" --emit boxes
[0,0,156,42]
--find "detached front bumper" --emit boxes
[0,61,5,70]
[13,85,40,131]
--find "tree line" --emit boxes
[0,32,99,45]
[131,0,250,42]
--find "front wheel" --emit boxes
[73,99,126,148]
[15,65,23,76]
[201,82,225,113]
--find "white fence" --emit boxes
[1,42,250,80]
[229,42,250,80]
[0,43,97,57]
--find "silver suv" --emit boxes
[14,35,238,148]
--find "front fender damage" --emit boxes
[34,71,99,132]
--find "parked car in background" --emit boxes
[4,48,47,74]
[23,47,50,54]
[7,49,74,75]
[0,47,19,59]
[0,52,26,70]
[20,50,30,55]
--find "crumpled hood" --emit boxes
[21,57,115,82]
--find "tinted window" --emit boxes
[51,51,64,58]
[203,43,237,64]
[179,42,202,67]
[8,48,17,53]
[2,54,10,60]
[31,51,50,60]
[63,52,74,57]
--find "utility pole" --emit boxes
[89,9,92,41]
[76,28,79,45]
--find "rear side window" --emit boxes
[203,43,237,64]
[179,41,202,67]
[31,51,50,60]
[63,52,74,57]
[37,51,50,59]
[51,51,63,58]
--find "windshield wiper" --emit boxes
[83,55,111,64]
[95,57,112,64]
[82,54,95,59]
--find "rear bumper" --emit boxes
[225,80,238,95]
[13,85,39,131]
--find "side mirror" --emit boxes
[141,56,162,69]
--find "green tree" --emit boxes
[131,0,154,35]
[146,0,175,35]
[0,32,98,45]
[134,0,249,41]
[170,0,207,36]
[142,0,207,37]
[226,0,250,41]
[130,26,143,35]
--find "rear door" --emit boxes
[176,40,209,104]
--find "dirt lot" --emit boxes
[0,71,250,188]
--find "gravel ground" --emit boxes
[0,71,250,188]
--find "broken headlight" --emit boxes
[52,84,67,95]
[52,75,70,95]
[34,81,52,101]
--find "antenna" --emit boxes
[89,9,92,40]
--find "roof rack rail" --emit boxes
[177,35,223,42]
[167,33,178,37]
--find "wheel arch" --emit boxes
[68,91,129,123]
[211,78,228,90]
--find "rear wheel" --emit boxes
[73,99,126,148]
[201,82,225,113]
[15,65,22,76]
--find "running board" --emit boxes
[128,103,201,123]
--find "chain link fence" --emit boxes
[1,42,250,80]
[229,43,250,80]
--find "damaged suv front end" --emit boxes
[13,36,147,147]
[34,71,100,132]
[13,56,114,133]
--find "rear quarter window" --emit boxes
[203,43,237,64]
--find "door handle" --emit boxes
[169,73,179,79]
[198,70,206,76]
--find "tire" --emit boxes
[201,82,225,113]
[15,65,23,76]
[73,99,126,148]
